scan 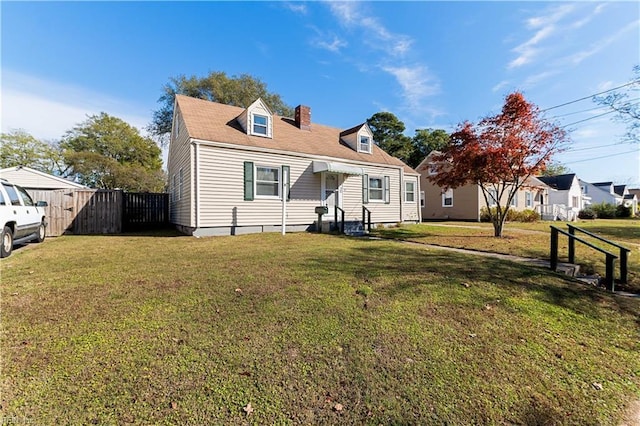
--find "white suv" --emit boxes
[0,178,48,258]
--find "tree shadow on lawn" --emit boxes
[310,238,639,329]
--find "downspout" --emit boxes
[192,141,200,229]
[399,169,403,223]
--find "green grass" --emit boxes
[373,219,640,293]
[2,232,639,424]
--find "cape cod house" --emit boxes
[167,95,421,236]
[416,151,549,221]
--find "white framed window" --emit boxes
[488,189,497,206]
[359,135,371,153]
[420,191,425,208]
[442,189,453,207]
[428,164,438,175]
[572,196,579,208]
[525,191,533,208]
[369,176,384,201]
[255,165,281,198]
[252,113,269,136]
[510,194,517,207]
[405,181,415,202]
[178,168,183,201]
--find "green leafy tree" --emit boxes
[366,112,414,164]
[593,65,640,143]
[409,128,449,168]
[0,129,67,174]
[539,161,571,176]
[150,72,293,145]
[61,113,165,192]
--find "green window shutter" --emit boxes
[384,176,390,204]
[282,165,290,201]
[362,174,369,204]
[244,161,254,201]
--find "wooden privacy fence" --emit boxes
[28,189,169,236]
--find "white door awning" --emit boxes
[312,161,364,175]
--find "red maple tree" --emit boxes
[429,92,568,237]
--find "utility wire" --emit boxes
[564,142,633,153]
[564,148,639,164]
[560,109,617,128]
[547,105,609,119]
[541,79,640,112]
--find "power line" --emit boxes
[564,148,639,164]
[560,109,617,128]
[565,141,633,153]
[547,105,609,119]
[541,79,640,112]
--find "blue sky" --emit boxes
[2,1,639,186]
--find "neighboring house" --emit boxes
[416,151,549,221]
[627,188,639,215]
[0,166,86,191]
[585,181,637,214]
[0,166,90,237]
[537,174,586,220]
[580,180,618,206]
[167,95,421,236]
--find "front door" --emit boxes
[323,173,341,219]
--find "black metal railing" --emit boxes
[550,225,619,291]
[335,205,345,234]
[567,224,631,285]
[362,206,371,232]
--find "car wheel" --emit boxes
[36,222,46,243]
[1,226,13,258]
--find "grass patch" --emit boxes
[374,219,640,293]
[1,232,639,424]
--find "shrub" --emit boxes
[480,207,540,223]
[578,207,597,219]
[615,204,632,218]
[591,202,616,219]
[518,209,541,222]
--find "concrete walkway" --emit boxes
[370,236,639,298]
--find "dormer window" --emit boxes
[359,136,371,153]
[252,113,269,136]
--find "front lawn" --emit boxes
[373,219,640,293]
[1,232,639,424]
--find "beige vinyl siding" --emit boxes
[0,167,85,189]
[194,144,407,228]
[196,146,323,227]
[344,164,402,223]
[167,109,192,226]
[402,175,420,222]
[421,175,481,220]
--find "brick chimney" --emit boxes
[295,105,311,131]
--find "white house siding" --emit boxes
[402,175,420,222]
[167,110,192,227]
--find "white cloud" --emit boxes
[492,80,511,93]
[327,2,413,57]
[381,65,441,113]
[568,18,640,65]
[508,4,576,69]
[312,33,347,52]
[1,70,150,141]
[323,2,439,119]
[282,2,307,15]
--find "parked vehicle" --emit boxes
[0,178,48,258]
